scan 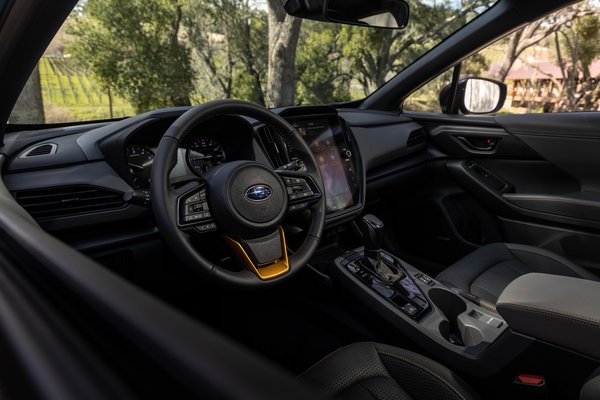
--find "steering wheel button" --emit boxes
[195,223,215,233]
[187,204,202,213]
[185,193,201,204]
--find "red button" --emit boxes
[516,374,545,386]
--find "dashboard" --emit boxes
[2,105,426,234]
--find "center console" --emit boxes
[332,214,533,377]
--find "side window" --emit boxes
[405,1,600,114]
[403,71,452,113]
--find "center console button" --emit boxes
[412,296,428,308]
[401,303,419,317]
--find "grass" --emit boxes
[39,56,134,123]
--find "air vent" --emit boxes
[407,129,426,147]
[14,186,125,220]
[18,143,58,158]
[257,126,285,168]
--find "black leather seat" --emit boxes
[436,243,598,304]
[301,342,479,400]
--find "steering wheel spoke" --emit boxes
[224,227,289,281]
[276,171,322,214]
[174,181,217,234]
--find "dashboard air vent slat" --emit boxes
[14,186,125,220]
[407,129,426,147]
[257,127,285,168]
[18,143,58,158]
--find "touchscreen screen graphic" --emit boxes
[294,119,355,212]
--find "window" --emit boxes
[8,0,497,125]
[404,0,600,114]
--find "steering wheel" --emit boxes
[151,100,325,288]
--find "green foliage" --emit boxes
[68,0,194,113]
[552,12,600,111]
[339,0,494,95]
[463,53,489,76]
[184,0,267,105]
[573,14,600,68]
[52,0,500,120]
[295,22,351,105]
[403,70,453,113]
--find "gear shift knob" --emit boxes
[361,214,384,259]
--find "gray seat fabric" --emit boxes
[301,342,479,400]
[436,243,598,304]
[581,367,600,400]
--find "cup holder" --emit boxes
[429,288,483,347]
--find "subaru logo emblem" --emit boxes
[245,185,273,202]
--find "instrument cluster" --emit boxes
[124,115,253,189]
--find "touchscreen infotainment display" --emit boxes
[293,119,355,212]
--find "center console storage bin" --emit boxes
[497,273,600,360]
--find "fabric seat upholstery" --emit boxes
[436,243,598,304]
[301,342,479,400]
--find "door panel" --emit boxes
[430,125,539,159]
[510,135,600,192]
[404,112,600,273]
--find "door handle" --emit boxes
[455,136,499,152]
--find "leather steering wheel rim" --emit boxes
[151,100,325,288]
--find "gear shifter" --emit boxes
[360,215,402,284]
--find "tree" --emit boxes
[553,14,600,111]
[295,22,351,105]
[339,0,493,96]
[183,0,267,105]
[266,0,302,107]
[490,2,595,82]
[69,0,194,113]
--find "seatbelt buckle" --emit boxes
[513,374,548,400]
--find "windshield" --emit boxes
[9,0,496,124]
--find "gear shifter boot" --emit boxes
[372,256,401,284]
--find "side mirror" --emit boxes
[439,77,507,115]
[284,0,409,29]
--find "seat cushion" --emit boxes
[301,342,479,400]
[436,243,598,304]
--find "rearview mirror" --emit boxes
[439,78,507,115]
[284,0,409,29]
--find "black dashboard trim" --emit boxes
[99,118,160,190]
[2,106,428,235]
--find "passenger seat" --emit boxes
[436,243,598,305]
